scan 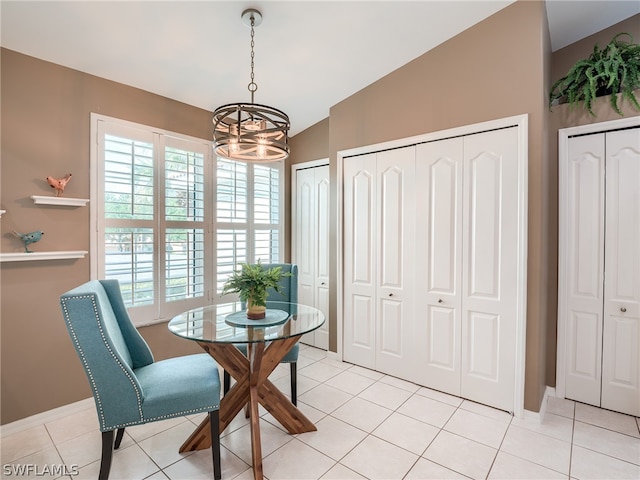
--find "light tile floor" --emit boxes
[2,345,639,479]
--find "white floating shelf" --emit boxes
[0,250,88,262]
[31,196,89,207]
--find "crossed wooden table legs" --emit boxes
[178,335,316,480]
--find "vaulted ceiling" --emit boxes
[2,1,638,135]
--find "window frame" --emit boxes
[90,113,285,326]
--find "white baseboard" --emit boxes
[0,397,94,438]
[522,386,556,424]
[326,350,341,362]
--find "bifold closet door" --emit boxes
[415,138,463,396]
[602,128,640,416]
[295,165,330,349]
[297,167,316,314]
[415,129,519,411]
[561,127,639,416]
[314,166,330,349]
[375,147,416,379]
[343,147,416,379]
[460,128,519,412]
[343,153,378,369]
[562,133,605,407]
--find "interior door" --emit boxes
[562,133,606,407]
[415,138,463,395]
[314,166,330,349]
[460,128,519,412]
[602,128,640,416]
[375,147,416,380]
[296,167,316,316]
[343,153,377,368]
[295,165,330,349]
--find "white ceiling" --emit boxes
[2,1,639,136]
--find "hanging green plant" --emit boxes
[549,32,640,116]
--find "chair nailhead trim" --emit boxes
[62,293,221,431]
[61,294,143,430]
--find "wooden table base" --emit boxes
[178,335,316,480]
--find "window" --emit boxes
[91,115,284,326]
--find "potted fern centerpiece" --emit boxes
[222,262,291,319]
[549,32,640,116]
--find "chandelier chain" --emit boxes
[248,14,257,103]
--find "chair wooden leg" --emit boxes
[209,411,221,480]
[99,430,115,480]
[114,428,125,449]
[223,370,231,395]
[290,362,297,406]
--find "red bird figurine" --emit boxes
[46,173,72,197]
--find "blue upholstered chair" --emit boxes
[60,280,222,480]
[223,263,300,404]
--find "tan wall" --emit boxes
[288,2,639,413]
[292,0,552,412]
[0,49,212,424]
[285,118,330,261]
[3,2,637,424]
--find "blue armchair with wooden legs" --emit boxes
[223,263,300,404]
[60,280,222,480]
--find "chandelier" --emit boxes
[212,9,290,162]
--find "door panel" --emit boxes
[344,154,377,368]
[375,147,415,379]
[415,139,463,395]
[465,311,499,381]
[314,168,330,349]
[461,128,519,412]
[563,133,605,407]
[602,128,640,416]
[379,298,404,356]
[296,168,315,312]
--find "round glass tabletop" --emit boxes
[168,301,325,344]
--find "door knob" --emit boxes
[621,307,627,313]
[388,293,393,297]
[438,299,443,303]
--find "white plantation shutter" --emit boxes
[214,159,284,295]
[102,130,156,311]
[92,115,283,325]
[162,140,207,308]
[253,165,280,263]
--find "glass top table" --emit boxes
[168,301,325,345]
[168,302,325,480]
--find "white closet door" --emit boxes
[296,168,316,312]
[415,139,463,395]
[375,147,416,379]
[563,134,606,407]
[461,128,519,412]
[602,128,640,416]
[296,165,330,349]
[343,153,377,368]
[314,166,330,349]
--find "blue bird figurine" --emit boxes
[12,230,44,253]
